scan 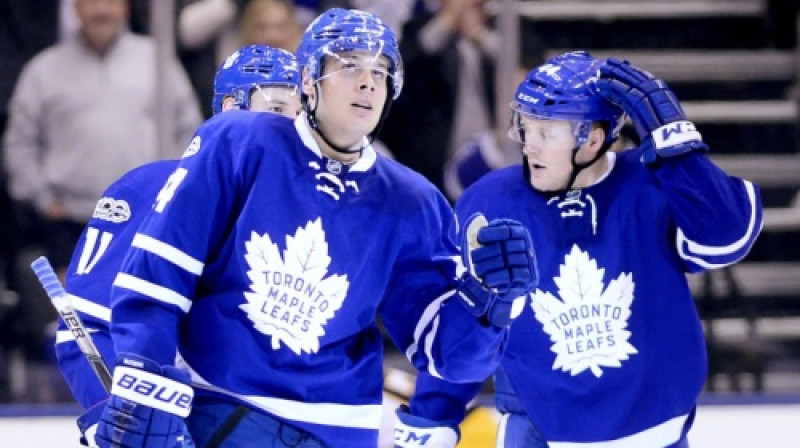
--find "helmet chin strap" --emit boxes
[524,144,609,195]
[302,84,394,158]
[303,85,362,156]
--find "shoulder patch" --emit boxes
[93,197,131,223]
[182,136,202,158]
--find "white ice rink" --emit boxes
[1,400,799,447]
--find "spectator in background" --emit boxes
[381,0,498,195]
[0,1,60,401]
[240,0,304,52]
[2,0,201,403]
[442,29,547,201]
[4,0,201,287]
[177,0,306,118]
[319,0,417,39]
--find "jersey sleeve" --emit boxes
[653,151,763,272]
[57,162,177,408]
[379,189,507,384]
[408,372,483,426]
[109,118,245,366]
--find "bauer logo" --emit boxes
[112,367,193,417]
[182,136,202,158]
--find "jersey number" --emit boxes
[75,227,113,275]
[155,168,188,212]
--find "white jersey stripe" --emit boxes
[677,180,760,259]
[67,293,111,322]
[181,359,382,429]
[405,290,452,362]
[132,233,204,275]
[423,314,444,379]
[56,327,101,344]
[547,413,688,448]
[114,273,192,313]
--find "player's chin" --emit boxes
[351,115,380,136]
[529,175,560,193]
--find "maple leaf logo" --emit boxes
[531,244,637,378]
[241,218,349,355]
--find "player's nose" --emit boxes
[356,70,376,92]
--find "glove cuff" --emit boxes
[650,120,701,150]
[455,273,493,318]
[395,404,460,448]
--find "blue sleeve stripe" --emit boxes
[67,293,111,322]
[132,233,204,275]
[676,180,761,268]
[113,273,193,313]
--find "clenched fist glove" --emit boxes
[456,214,538,327]
[596,57,708,164]
[94,354,195,448]
[394,404,459,448]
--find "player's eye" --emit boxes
[371,69,387,81]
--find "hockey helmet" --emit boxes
[212,44,300,115]
[509,51,624,146]
[297,8,403,100]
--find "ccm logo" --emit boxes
[395,429,431,446]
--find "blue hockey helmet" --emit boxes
[212,44,300,115]
[297,8,403,100]
[509,51,624,146]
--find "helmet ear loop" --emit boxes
[567,124,614,191]
[303,81,364,156]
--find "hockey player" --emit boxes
[90,8,537,448]
[54,44,302,446]
[396,51,763,447]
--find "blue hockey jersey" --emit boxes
[109,111,508,447]
[454,149,762,446]
[56,160,179,409]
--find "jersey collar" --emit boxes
[294,112,377,172]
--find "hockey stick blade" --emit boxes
[31,256,113,392]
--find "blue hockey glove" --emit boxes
[596,57,708,164]
[456,214,538,327]
[94,354,195,448]
[394,404,459,448]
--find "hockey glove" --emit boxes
[94,354,195,448]
[394,404,459,448]
[596,57,708,164]
[456,214,538,327]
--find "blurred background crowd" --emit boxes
[1,0,799,404]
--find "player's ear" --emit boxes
[302,68,315,99]
[588,126,605,149]
[221,96,236,112]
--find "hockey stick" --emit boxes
[31,256,113,391]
